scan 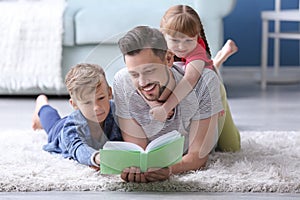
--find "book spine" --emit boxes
[140,152,148,172]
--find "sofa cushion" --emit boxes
[63,0,236,56]
[74,0,198,45]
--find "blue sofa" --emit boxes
[1,0,236,95]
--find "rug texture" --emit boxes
[0,130,299,192]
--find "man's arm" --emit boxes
[145,113,219,182]
[174,114,219,173]
[118,117,148,149]
[118,117,150,183]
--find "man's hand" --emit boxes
[144,167,171,182]
[121,167,148,183]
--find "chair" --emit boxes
[261,0,300,89]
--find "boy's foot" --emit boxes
[32,94,49,130]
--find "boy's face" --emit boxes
[125,49,170,102]
[165,34,198,58]
[71,81,112,123]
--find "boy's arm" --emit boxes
[150,60,205,121]
[61,127,100,167]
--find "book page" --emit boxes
[145,130,181,152]
[103,141,144,152]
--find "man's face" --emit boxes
[125,49,169,101]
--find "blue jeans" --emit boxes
[38,105,67,143]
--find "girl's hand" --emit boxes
[150,106,168,122]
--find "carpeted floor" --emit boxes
[0,130,299,193]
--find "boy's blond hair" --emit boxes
[65,63,108,101]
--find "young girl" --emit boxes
[150,5,240,152]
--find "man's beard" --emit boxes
[138,82,164,101]
[138,66,170,102]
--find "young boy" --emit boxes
[31,63,122,170]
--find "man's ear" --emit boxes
[166,50,174,67]
[69,98,78,110]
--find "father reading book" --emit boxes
[113,26,223,183]
[100,130,184,174]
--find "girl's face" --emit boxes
[165,34,198,58]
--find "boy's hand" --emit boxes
[90,152,100,171]
[89,165,100,171]
[94,152,100,165]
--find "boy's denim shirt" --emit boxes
[43,100,122,166]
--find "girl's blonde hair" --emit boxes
[65,63,108,101]
[160,5,211,58]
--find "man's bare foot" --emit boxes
[32,94,49,130]
[213,39,238,68]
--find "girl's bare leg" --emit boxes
[213,39,238,68]
[32,94,49,130]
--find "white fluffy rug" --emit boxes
[0,130,299,193]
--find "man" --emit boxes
[113,26,223,183]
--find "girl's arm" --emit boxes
[150,60,205,121]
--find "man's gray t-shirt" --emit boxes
[113,66,223,152]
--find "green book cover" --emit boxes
[100,130,184,174]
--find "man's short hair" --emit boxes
[118,26,168,61]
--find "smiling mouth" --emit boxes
[140,83,156,92]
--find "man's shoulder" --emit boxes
[198,68,220,84]
[113,67,135,92]
[202,68,217,77]
[183,68,220,100]
[114,67,129,79]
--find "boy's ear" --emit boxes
[108,86,113,100]
[166,50,174,67]
[69,98,78,110]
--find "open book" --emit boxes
[100,130,184,174]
